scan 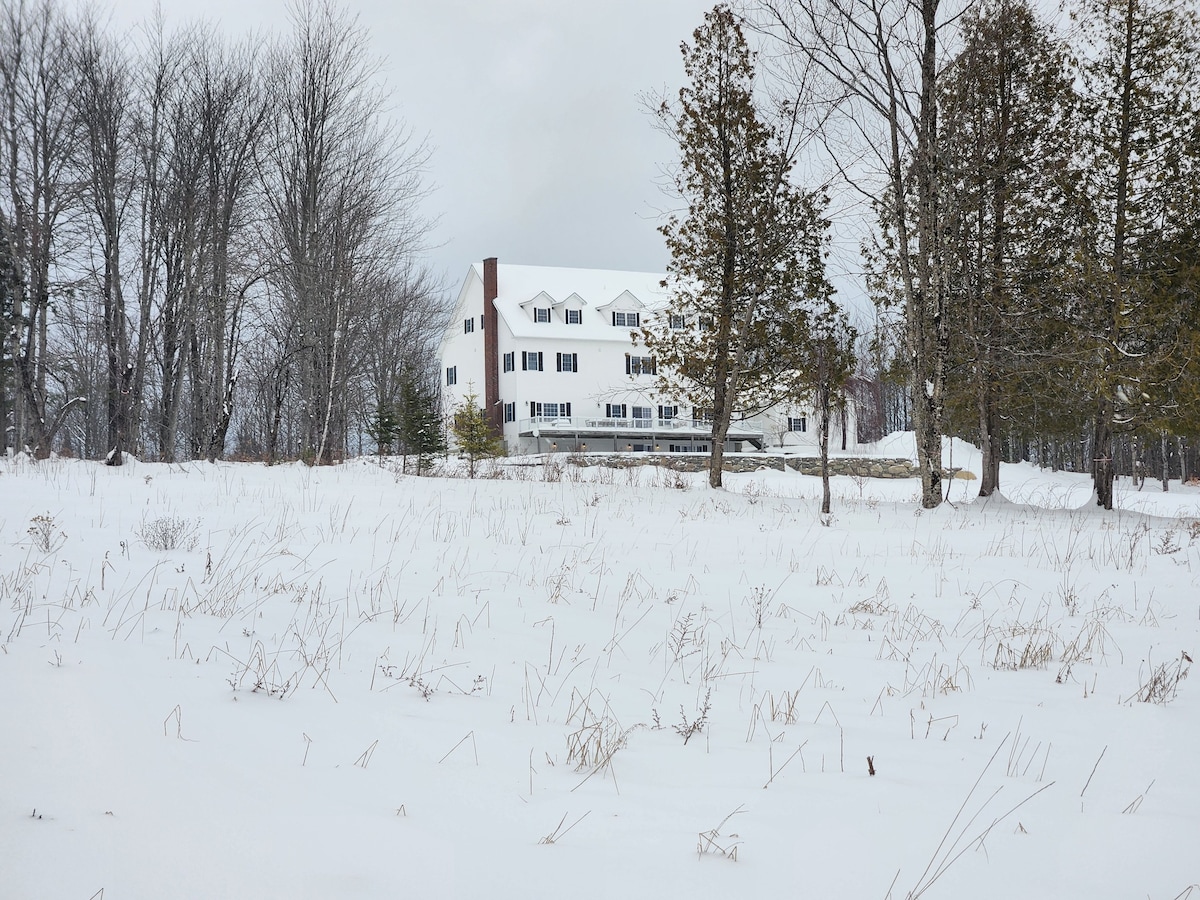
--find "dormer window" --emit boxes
[612,311,640,328]
[566,309,583,325]
[534,307,551,323]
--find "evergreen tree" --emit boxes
[398,374,445,475]
[449,388,503,478]
[1071,0,1200,508]
[936,0,1080,496]
[647,4,835,489]
[365,402,400,457]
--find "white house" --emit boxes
[438,257,857,455]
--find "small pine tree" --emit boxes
[450,388,503,478]
[366,402,401,457]
[398,376,445,475]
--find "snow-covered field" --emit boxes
[2,441,1197,900]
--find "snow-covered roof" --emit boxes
[470,262,668,341]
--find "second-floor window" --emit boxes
[566,309,583,324]
[534,307,551,323]
[503,351,515,372]
[605,403,627,418]
[556,352,578,373]
[658,405,677,420]
[612,311,640,327]
[522,351,544,371]
[445,366,457,386]
[504,402,516,423]
[669,314,686,330]
[626,355,656,376]
[463,318,474,334]
[788,415,808,432]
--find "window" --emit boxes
[566,309,583,325]
[612,311,640,328]
[658,405,678,421]
[532,402,572,418]
[463,318,474,334]
[632,406,652,427]
[625,355,656,376]
[605,403,627,419]
[445,366,457,386]
[788,415,808,433]
[503,402,516,423]
[669,314,686,330]
[698,316,714,332]
[534,307,551,323]
[556,352,578,373]
[503,351,515,373]
[522,351,544,371]
[694,407,714,422]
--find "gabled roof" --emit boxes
[595,289,646,312]
[555,292,587,309]
[470,262,668,341]
[518,290,557,309]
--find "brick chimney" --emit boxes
[482,257,501,434]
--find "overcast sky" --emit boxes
[113,0,722,289]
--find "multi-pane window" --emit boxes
[625,355,656,376]
[532,402,572,418]
[698,316,714,332]
[463,318,474,334]
[556,352,578,373]
[694,407,714,422]
[503,351,515,372]
[503,402,516,423]
[445,366,457,386]
[669,314,686,330]
[566,309,583,324]
[605,403,627,419]
[522,351,544,371]
[788,415,808,433]
[632,406,653,427]
[658,405,678,421]
[534,307,551,323]
[612,311,640,327]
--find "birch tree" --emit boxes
[0,0,84,457]
[754,0,956,507]
[262,0,431,465]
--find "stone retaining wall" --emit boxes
[568,454,919,478]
